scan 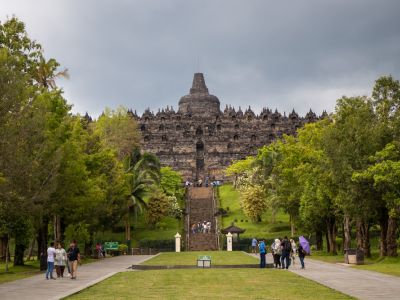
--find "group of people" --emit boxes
[45,240,80,280]
[184,178,222,188]
[191,221,212,234]
[253,236,307,269]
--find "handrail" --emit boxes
[212,187,220,250]
[185,187,191,251]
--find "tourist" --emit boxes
[290,238,297,265]
[207,221,211,233]
[55,242,67,278]
[96,243,104,259]
[251,237,258,253]
[280,236,292,269]
[298,242,306,269]
[205,176,209,187]
[45,242,56,280]
[67,240,81,280]
[258,239,266,268]
[198,179,203,187]
[191,223,197,234]
[271,238,282,268]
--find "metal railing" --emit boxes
[212,187,220,250]
[185,187,191,251]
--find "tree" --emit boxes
[146,190,170,227]
[239,184,267,222]
[354,142,400,256]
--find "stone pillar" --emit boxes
[175,233,181,252]
[226,232,233,251]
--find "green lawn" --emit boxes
[353,256,400,277]
[218,185,291,239]
[0,260,41,284]
[142,251,258,266]
[0,257,98,284]
[67,268,353,300]
[309,251,400,277]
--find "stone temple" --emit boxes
[128,73,323,180]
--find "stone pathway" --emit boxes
[249,253,400,300]
[0,255,154,300]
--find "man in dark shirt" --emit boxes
[67,240,80,279]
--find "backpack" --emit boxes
[284,240,292,252]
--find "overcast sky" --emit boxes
[1,0,400,117]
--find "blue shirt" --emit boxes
[259,241,266,254]
[252,238,257,247]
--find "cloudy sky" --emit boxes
[1,0,400,117]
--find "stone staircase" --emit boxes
[187,187,218,251]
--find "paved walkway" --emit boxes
[0,255,154,300]
[249,253,400,300]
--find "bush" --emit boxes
[156,222,167,230]
[118,244,128,253]
[138,239,175,251]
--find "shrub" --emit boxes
[118,244,128,253]
[138,239,175,251]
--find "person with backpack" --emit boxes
[298,242,306,269]
[280,236,292,269]
[258,239,266,268]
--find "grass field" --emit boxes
[218,185,292,239]
[0,260,41,284]
[354,256,400,277]
[0,257,98,284]
[142,251,258,266]
[67,268,353,300]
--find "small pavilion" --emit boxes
[221,223,246,241]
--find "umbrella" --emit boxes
[299,236,311,254]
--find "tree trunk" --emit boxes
[53,214,61,242]
[37,219,49,271]
[325,231,330,253]
[326,217,337,255]
[379,211,388,257]
[26,238,36,261]
[271,207,277,224]
[315,229,323,251]
[343,215,351,252]
[13,241,26,266]
[356,218,371,257]
[0,234,9,262]
[290,214,295,237]
[386,216,398,257]
[5,233,10,272]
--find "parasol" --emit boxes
[299,236,311,254]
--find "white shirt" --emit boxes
[47,247,56,262]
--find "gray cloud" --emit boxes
[1,0,399,117]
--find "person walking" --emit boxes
[55,242,67,278]
[280,236,292,269]
[45,242,56,280]
[251,238,258,253]
[271,238,282,268]
[67,240,81,280]
[258,239,266,268]
[298,243,306,269]
[290,238,297,265]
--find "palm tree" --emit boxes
[124,149,160,245]
[32,57,69,89]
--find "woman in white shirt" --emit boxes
[55,243,68,278]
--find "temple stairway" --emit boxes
[187,187,218,251]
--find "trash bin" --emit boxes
[344,248,364,265]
